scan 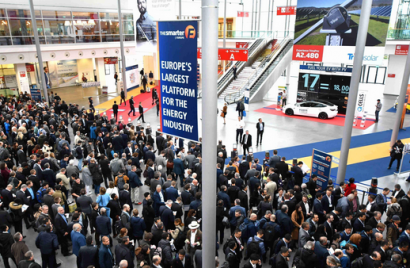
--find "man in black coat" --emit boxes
[76,189,93,216]
[172,249,193,268]
[114,236,134,268]
[1,185,13,209]
[43,188,56,221]
[137,102,145,123]
[241,130,252,156]
[238,156,250,179]
[156,134,165,155]
[159,201,175,231]
[256,118,265,145]
[54,206,72,256]
[171,197,184,220]
[127,96,136,116]
[112,101,119,121]
[238,185,249,213]
[107,194,121,236]
[291,161,304,186]
[0,225,14,268]
[119,185,133,210]
[78,235,99,268]
[275,157,289,181]
[275,247,289,268]
[42,163,56,188]
[226,241,241,268]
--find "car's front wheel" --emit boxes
[319,112,328,119]
[285,109,294,116]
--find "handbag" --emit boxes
[222,216,230,228]
[167,161,174,169]
[220,112,225,117]
[243,110,247,117]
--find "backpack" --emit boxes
[117,175,125,191]
[114,219,123,234]
[36,188,47,203]
[227,168,236,180]
[264,223,276,243]
[247,237,261,257]
[174,227,188,249]
[351,257,364,268]
[292,249,306,268]
[223,237,235,253]
[72,146,77,158]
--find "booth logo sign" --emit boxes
[185,25,196,39]
[348,53,379,61]
[357,93,365,112]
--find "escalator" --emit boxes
[224,38,293,104]
[197,37,269,99]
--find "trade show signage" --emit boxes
[236,42,249,49]
[104,57,118,64]
[292,45,324,62]
[311,149,333,191]
[293,0,393,63]
[395,45,409,55]
[277,6,296,15]
[158,20,198,141]
[300,65,352,72]
[237,11,249,17]
[197,48,249,61]
[26,64,35,72]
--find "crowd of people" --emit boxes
[0,91,407,268]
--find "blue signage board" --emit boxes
[300,65,353,73]
[30,85,42,101]
[158,21,198,141]
[311,149,333,191]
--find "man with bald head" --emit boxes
[71,223,86,268]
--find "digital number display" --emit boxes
[298,73,351,95]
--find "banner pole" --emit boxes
[390,45,410,147]
[202,0,218,266]
[117,0,128,99]
[336,0,373,184]
[28,0,48,103]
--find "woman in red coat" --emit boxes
[344,177,356,196]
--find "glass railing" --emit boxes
[387,29,410,40]
[217,30,294,39]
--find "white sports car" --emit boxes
[282,101,338,119]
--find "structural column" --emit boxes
[28,0,48,103]
[201,0,218,266]
[223,0,226,47]
[336,0,373,184]
[117,0,128,98]
[390,45,410,146]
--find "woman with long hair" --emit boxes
[106,181,119,198]
[142,199,155,232]
[257,194,273,219]
[96,187,111,217]
[11,142,19,166]
[170,218,185,251]
[221,103,227,124]
[291,204,304,241]
[185,209,197,228]
[348,233,362,261]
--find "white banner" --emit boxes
[322,47,385,65]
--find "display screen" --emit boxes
[298,73,351,114]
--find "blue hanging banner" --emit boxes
[158,20,198,141]
[30,85,42,101]
[311,149,333,191]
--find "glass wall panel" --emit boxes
[9,19,43,36]
[72,12,98,20]
[42,11,71,19]
[0,20,10,36]
[100,12,119,20]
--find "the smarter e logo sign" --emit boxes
[185,25,196,39]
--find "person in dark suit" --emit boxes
[112,101,119,121]
[243,254,262,268]
[275,157,289,181]
[165,181,179,202]
[119,184,133,210]
[291,161,304,186]
[54,206,72,256]
[241,130,252,156]
[137,102,145,123]
[0,185,13,209]
[95,209,111,238]
[321,188,335,214]
[367,211,382,229]
[313,193,326,223]
[353,212,366,233]
[42,163,56,188]
[314,238,330,268]
[99,236,114,268]
[217,153,225,171]
[172,249,193,268]
[324,214,334,242]
[275,247,290,268]
[299,195,311,219]
[159,200,175,231]
[217,185,231,209]
[78,235,99,268]
[375,240,389,263]
[227,179,240,204]
[173,154,185,187]
[76,189,93,216]
[256,118,265,145]
[392,184,405,199]
[107,194,121,236]
[238,185,249,213]
[127,96,135,116]
[152,185,165,217]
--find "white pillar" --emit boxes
[15,64,30,94]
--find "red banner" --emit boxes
[197,48,249,61]
[104,57,118,64]
[292,45,324,62]
[277,6,296,15]
[26,64,35,72]
[237,11,249,17]
[388,74,396,78]
[395,45,409,55]
[236,42,249,49]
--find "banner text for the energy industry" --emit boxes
[161,60,195,134]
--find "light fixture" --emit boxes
[88,19,95,25]
[96,110,99,114]
[64,21,70,26]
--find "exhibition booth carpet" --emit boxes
[386,107,397,113]
[255,104,376,130]
[98,86,159,122]
[227,126,410,184]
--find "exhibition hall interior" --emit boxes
[1,0,410,267]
